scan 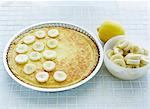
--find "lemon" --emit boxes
[97,20,125,43]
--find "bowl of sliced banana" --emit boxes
[104,35,150,80]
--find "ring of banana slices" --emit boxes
[14,29,67,83]
[106,39,149,68]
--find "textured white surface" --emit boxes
[0,1,150,109]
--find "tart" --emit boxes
[6,26,99,88]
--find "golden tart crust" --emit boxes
[7,27,99,88]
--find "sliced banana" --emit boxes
[113,47,123,55]
[32,41,45,52]
[36,71,49,83]
[130,44,141,54]
[47,39,58,48]
[123,43,132,52]
[138,48,145,54]
[143,48,149,56]
[23,35,35,44]
[15,54,28,64]
[29,52,41,61]
[126,59,140,65]
[110,54,124,61]
[125,53,141,60]
[35,30,46,38]
[106,39,149,68]
[112,59,126,67]
[107,49,114,59]
[140,56,149,65]
[118,40,129,49]
[53,71,67,82]
[43,61,56,71]
[43,50,57,60]
[15,44,28,53]
[48,29,59,38]
[23,63,36,75]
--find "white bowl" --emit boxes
[3,21,103,92]
[104,36,150,80]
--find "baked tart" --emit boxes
[6,24,100,88]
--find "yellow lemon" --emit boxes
[97,20,125,43]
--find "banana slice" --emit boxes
[15,54,28,64]
[43,61,56,71]
[118,40,129,49]
[140,56,149,65]
[53,71,67,82]
[32,41,45,52]
[138,48,145,54]
[143,48,149,56]
[107,49,114,59]
[43,50,57,60]
[35,30,46,38]
[126,59,140,65]
[29,52,41,61]
[137,48,149,56]
[110,54,124,61]
[125,53,141,60]
[123,43,132,52]
[113,59,126,67]
[23,35,35,44]
[23,63,36,74]
[113,47,123,55]
[47,39,58,48]
[36,71,49,82]
[15,44,28,53]
[48,29,59,38]
[130,44,141,54]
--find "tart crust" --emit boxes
[7,27,99,88]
